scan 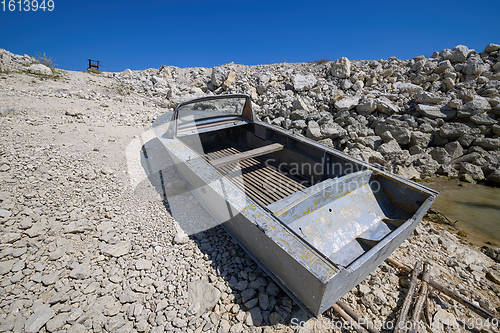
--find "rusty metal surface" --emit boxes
[152,94,438,317]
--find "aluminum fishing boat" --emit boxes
[153,94,437,316]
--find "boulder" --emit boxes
[352,80,364,91]
[211,67,226,88]
[393,82,422,94]
[430,147,451,164]
[393,165,420,180]
[448,99,463,109]
[462,56,488,76]
[28,64,52,75]
[222,71,236,88]
[245,307,263,326]
[356,98,377,113]
[432,130,449,146]
[484,43,500,53]
[416,104,456,120]
[320,123,346,139]
[459,162,484,181]
[102,241,131,257]
[377,140,402,154]
[492,124,500,135]
[416,157,441,176]
[434,60,453,74]
[470,113,497,125]
[410,131,432,148]
[487,170,500,186]
[331,89,345,103]
[375,123,411,145]
[341,79,353,90]
[330,57,351,78]
[291,74,317,91]
[355,136,383,150]
[457,134,477,147]
[69,264,91,280]
[334,96,360,112]
[472,138,500,150]
[292,97,310,111]
[442,45,469,63]
[306,121,323,141]
[291,119,307,129]
[376,97,400,114]
[444,141,464,159]
[415,92,448,104]
[439,122,480,138]
[290,110,307,120]
[458,96,491,118]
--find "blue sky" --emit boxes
[1,0,498,72]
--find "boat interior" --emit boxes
[178,122,433,267]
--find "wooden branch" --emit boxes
[423,298,431,326]
[332,303,370,333]
[337,301,380,333]
[408,262,430,333]
[210,143,284,167]
[394,261,422,333]
[386,257,497,320]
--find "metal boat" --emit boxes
[153,94,438,316]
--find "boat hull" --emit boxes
[153,96,437,317]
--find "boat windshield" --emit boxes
[177,96,246,129]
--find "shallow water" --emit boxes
[424,178,500,247]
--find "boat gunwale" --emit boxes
[154,114,437,272]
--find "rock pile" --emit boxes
[100,43,500,185]
[0,49,52,76]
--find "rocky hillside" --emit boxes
[2,44,499,186]
[111,44,499,185]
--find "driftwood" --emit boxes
[337,301,380,333]
[408,262,430,333]
[394,261,422,333]
[386,257,497,320]
[422,297,431,326]
[332,303,370,333]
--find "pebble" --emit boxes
[0,260,15,275]
[1,232,21,243]
[0,209,12,218]
[135,258,152,270]
[187,279,221,315]
[102,241,131,257]
[24,306,55,333]
[69,264,91,280]
[173,230,189,244]
[11,260,25,272]
[41,272,60,286]
[119,289,139,304]
[172,317,187,328]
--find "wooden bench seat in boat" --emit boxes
[209,143,284,168]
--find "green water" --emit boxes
[426,178,500,247]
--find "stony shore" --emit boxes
[1,46,500,333]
